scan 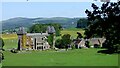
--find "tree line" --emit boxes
[28,23,62,36]
[76,18,88,28]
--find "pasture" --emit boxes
[61,28,85,38]
[2,49,118,66]
[2,34,18,50]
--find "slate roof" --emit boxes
[17,27,26,35]
[47,26,56,34]
[27,33,49,37]
[74,38,106,45]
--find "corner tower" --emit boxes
[17,27,27,50]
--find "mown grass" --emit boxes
[2,49,118,66]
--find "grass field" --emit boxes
[3,38,18,50]
[2,34,17,39]
[2,34,18,50]
[61,28,85,38]
[2,49,118,66]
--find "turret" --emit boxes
[47,26,56,49]
[17,27,27,50]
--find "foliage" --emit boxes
[85,40,90,48]
[76,32,83,39]
[10,48,18,53]
[55,34,72,49]
[2,17,80,30]
[0,38,5,60]
[55,39,63,48]
[29,23,62,36]
[0,37,5,50]
[85,1,120,52]
[47,34,54,47]
[76,18,88,28]
[61,34,72,49]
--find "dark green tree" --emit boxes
[76,18,88,28]
[47,34,54,48]
[77,32,83,39]
[85,1,120,52]
[55,39,63,48]
[0,37,5,60]
[0,37,4,51]
[55,34,72,49]
[61,34,72,50]
[29,24,41,33]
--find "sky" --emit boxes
[1,2,104,21]
[1,0,118,2]
[0,0,118,21]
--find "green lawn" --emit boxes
[2,49,118,66]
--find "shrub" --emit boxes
[94,44,100,48]
[11,49,18,53]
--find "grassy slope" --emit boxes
[55,28,85,40]
[3,39,18,50]
[2,34,18,50]
[61,28,85,38]
[2,34,17,39]
[2,49,118,66]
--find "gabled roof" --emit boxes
[47,26,56,34]
[17,27,26,35]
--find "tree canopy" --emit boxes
[29,23,62,36]
[55,34,72,49]
[85,1,120,52]
[76,18,88,28]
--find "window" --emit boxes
[37,43,43,45]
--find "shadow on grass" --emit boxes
[97,49,120,54]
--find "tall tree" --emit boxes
[47,34,54,48]
[76,18,88,28]
[85,1,120,52]
[61,34,72,50]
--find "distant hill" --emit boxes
[2,17,81,30]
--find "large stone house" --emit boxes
[17,27,52,50]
